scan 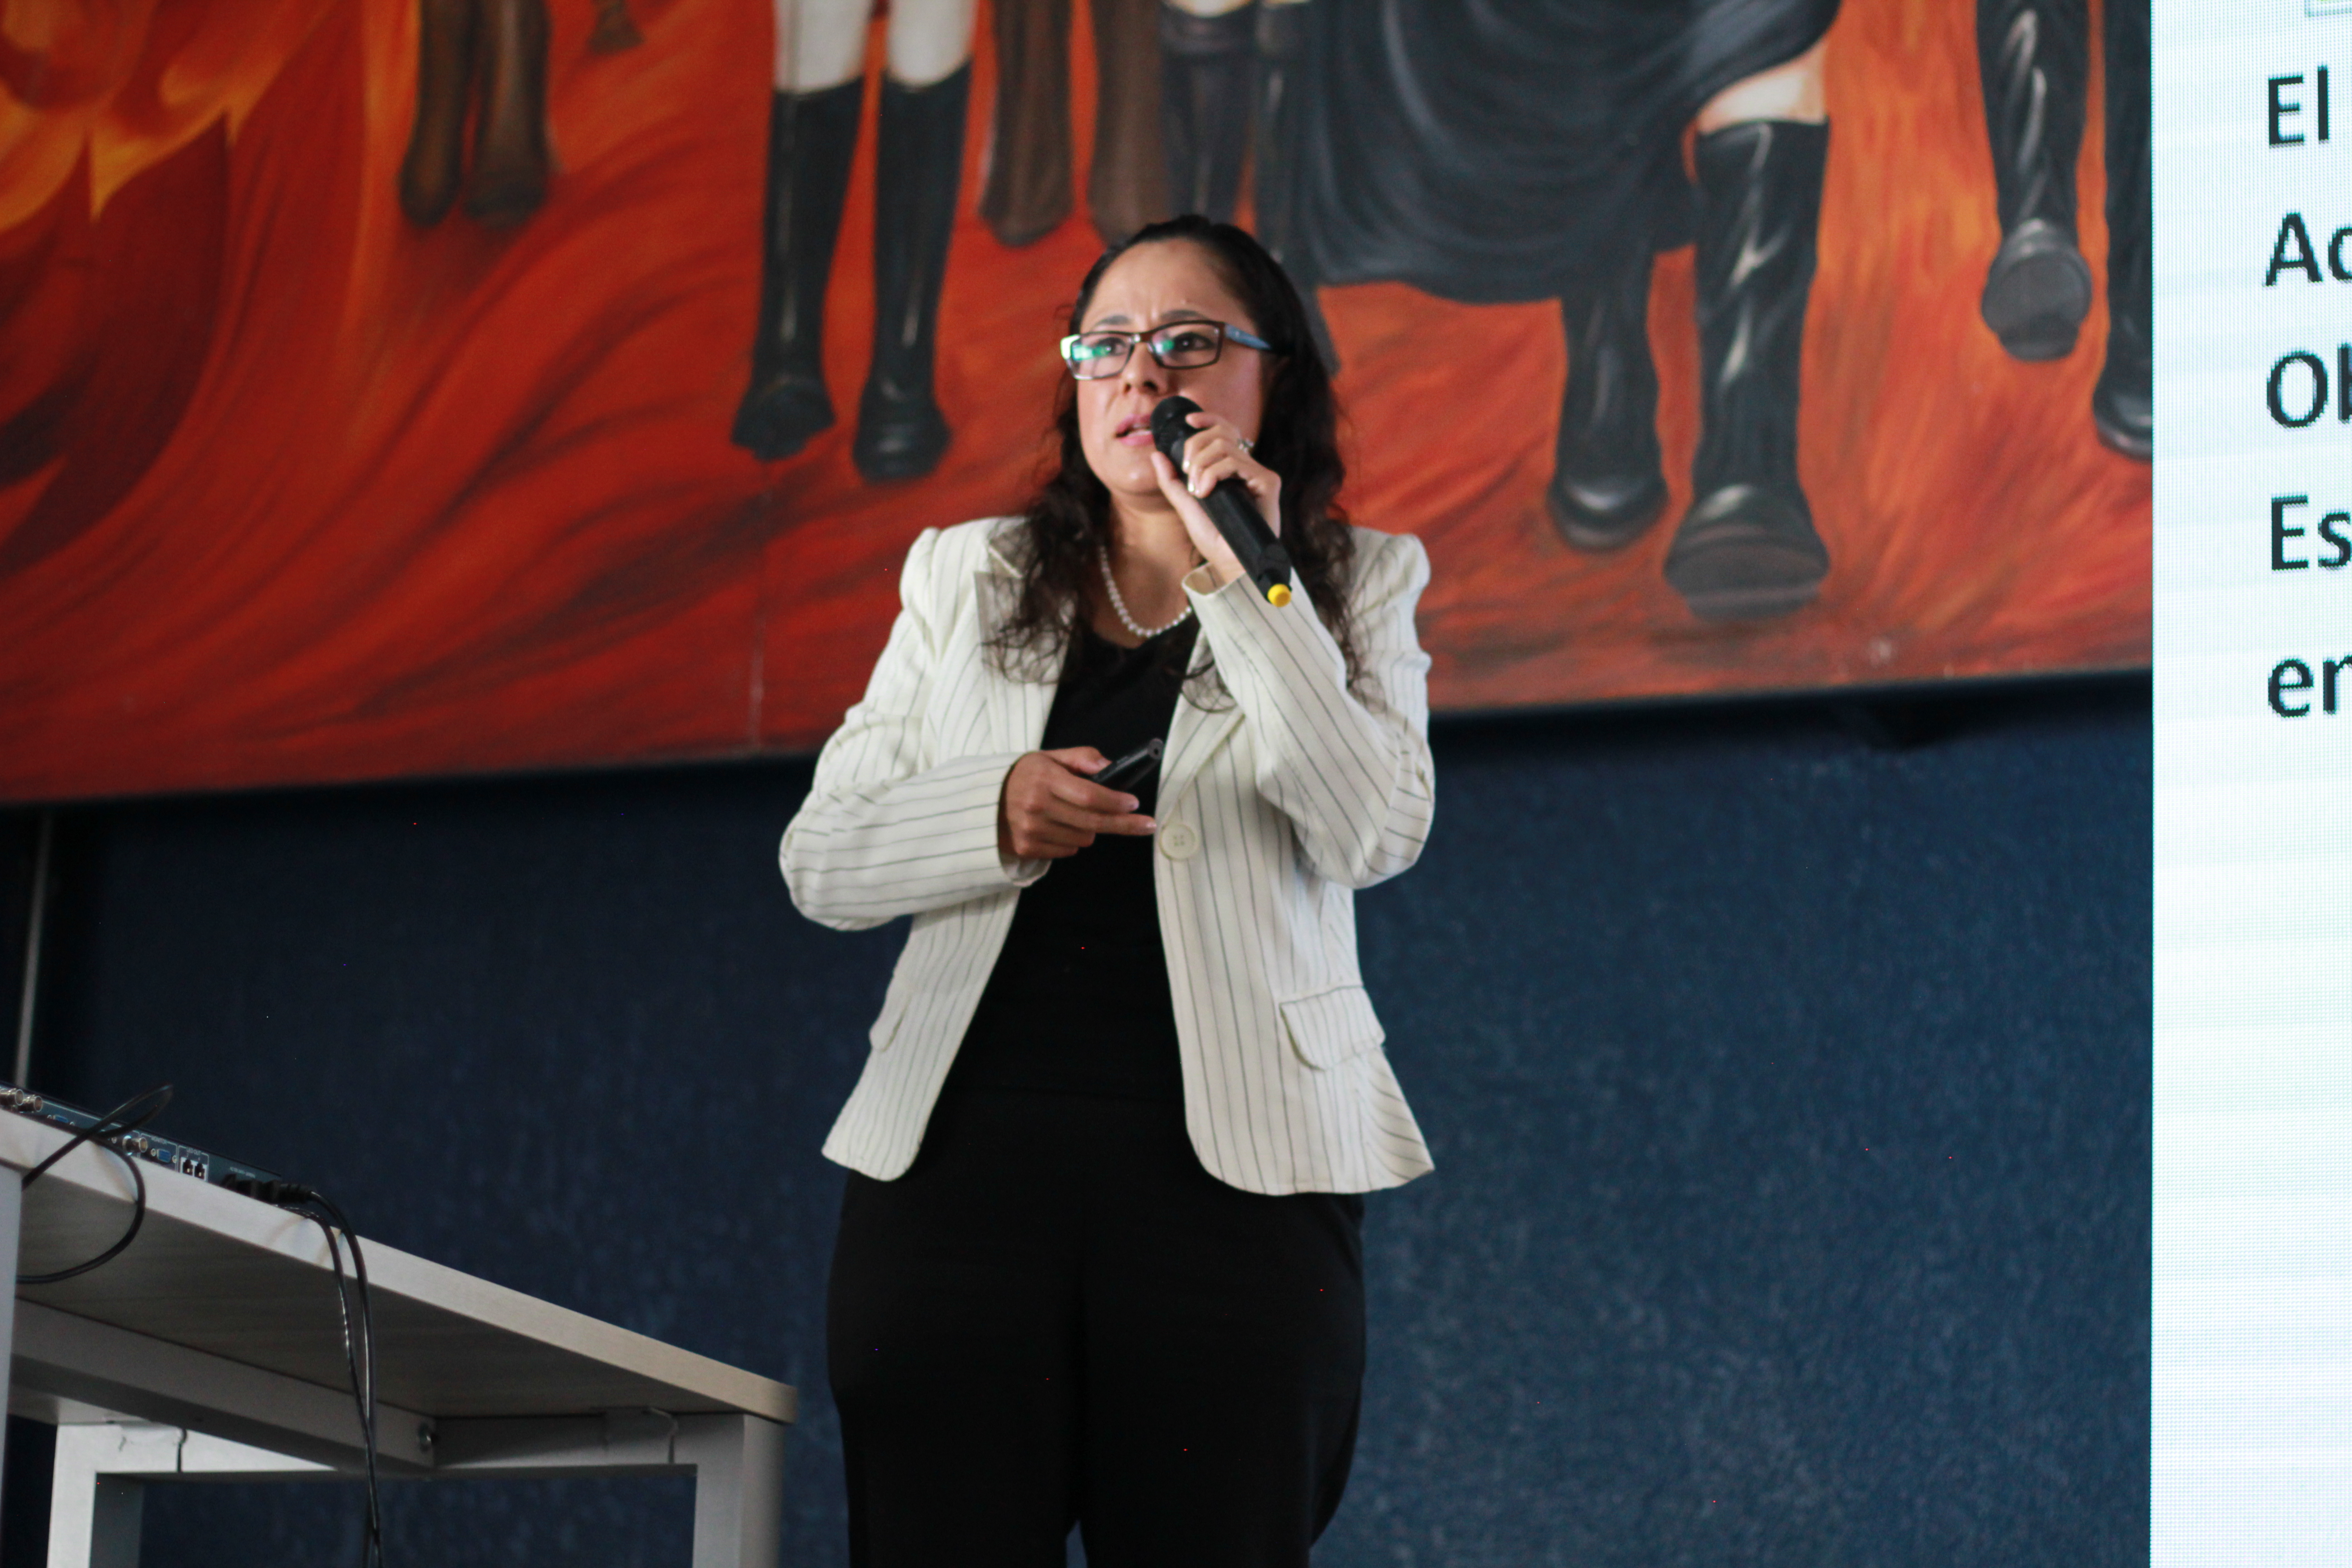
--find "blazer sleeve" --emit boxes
[779,528,1046,931]
[1186,529,1436,890]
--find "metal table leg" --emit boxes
[678,1414,786,1568]
[0,1160,19,1513]
[49,1423,323,1568]
[40,1413,787,1568]
[49,1425,166,1568]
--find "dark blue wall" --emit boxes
[0,679,2150,1567]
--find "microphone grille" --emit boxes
[1149,396,1201,461]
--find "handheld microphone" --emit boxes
[1150,396,1294,608]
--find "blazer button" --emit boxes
[1158,821,1201,860]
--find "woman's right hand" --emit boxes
[999,748,1157,861]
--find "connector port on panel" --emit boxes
[177,1153,207,1179]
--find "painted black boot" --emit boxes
[1977,0,2093,359]
[733,81,862,463]
[855,67,970,483]
[1252,0,1338,372]
[2092,0,2151,461]
[1161,2,1255,223]
[1663,121,1832,623]
[1548,250,1667,551]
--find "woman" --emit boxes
[781,216,1435,1565]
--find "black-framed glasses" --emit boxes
[1058,319,1276,380]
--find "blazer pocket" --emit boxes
[1279,984,1386,1070]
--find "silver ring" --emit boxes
[1238,437,1254,455]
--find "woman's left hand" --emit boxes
[1149,409,1281,591]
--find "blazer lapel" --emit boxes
[1156,638,1244,813]
[971,560,1057,756]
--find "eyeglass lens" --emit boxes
[1067,323,1226,379]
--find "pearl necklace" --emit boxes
[1098,549,1193,641]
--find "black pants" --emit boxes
[828,1088,1366,1568]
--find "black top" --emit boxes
[947,619,1201,1102]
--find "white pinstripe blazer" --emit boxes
[780,517,1437,1196]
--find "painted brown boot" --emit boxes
[588,0,642,54]
[398,0,477,227]
[979,0,1074,246]
[463,0,552,228]
[1088,0,1172,243]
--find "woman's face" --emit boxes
[1071,240,1270,509]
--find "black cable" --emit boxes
[304,1214,382,1567]
[17,1084,173,1286]
[285,1192,383,1568]
[313,1196,382,1568]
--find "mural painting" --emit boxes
[0,0,2149,801]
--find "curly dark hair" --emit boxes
[985,215,1362,701]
